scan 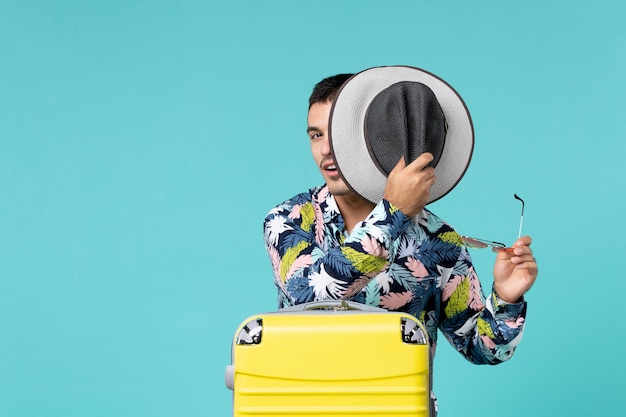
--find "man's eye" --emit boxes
[310,132,323,140]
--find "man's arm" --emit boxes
[438,246,528,364]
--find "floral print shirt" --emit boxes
[263,184,527,364]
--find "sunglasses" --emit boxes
[460,194,525,250]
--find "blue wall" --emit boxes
[1,1,624,415]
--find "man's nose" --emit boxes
[320,136,331,156]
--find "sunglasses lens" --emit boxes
[460,236,506,249]
[461,237,489,249]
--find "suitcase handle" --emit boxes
[280,300,387,312]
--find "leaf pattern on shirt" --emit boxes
[419,210,444,233]
[267,244,281,283]
[373,270,393,294]
[309,265,344,300]
[480,334,497,350]
[280,240,310,282]
[264,184,528,365]
[388,262,421,291]
[286,253,313,280]
[405,257,429,279]
[380,290,413,310]
[265,215,292,247]
[438,230,464,247]
[341,246,388,274]
[397,235,418,258]
[322,250,356,278]
[467,267,486,311]
[478,316,495,338]
[343,275,373,299]
[444,276,470,318]
[299,202,315,233]
[361,235,389,258]
[442,275,463,301]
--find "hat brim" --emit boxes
[329,65,474,205]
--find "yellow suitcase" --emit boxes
[225,300,432,416]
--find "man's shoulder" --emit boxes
[265,185,327,217]
[411,207,456,235]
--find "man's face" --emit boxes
[307,101,352,196]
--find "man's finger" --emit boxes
[389,156,407,174]
[406,152,435,172]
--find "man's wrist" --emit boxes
[493,284,524,305]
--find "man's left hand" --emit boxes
[492,236,538,303]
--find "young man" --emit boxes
[263,72,538,366]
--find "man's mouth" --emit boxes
[320,162,340,180]
[320,159,337,172]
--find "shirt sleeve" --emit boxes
[438,250,527,364]
[264,197,411,307]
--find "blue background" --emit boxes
[1,1,624,416]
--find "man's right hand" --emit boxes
[382,152,436,218]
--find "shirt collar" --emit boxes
[315,184,344,229]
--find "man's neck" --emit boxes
[334,193,376,234]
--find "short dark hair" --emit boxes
[308,73,354,108]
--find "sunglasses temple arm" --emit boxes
[514,194,525,240]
